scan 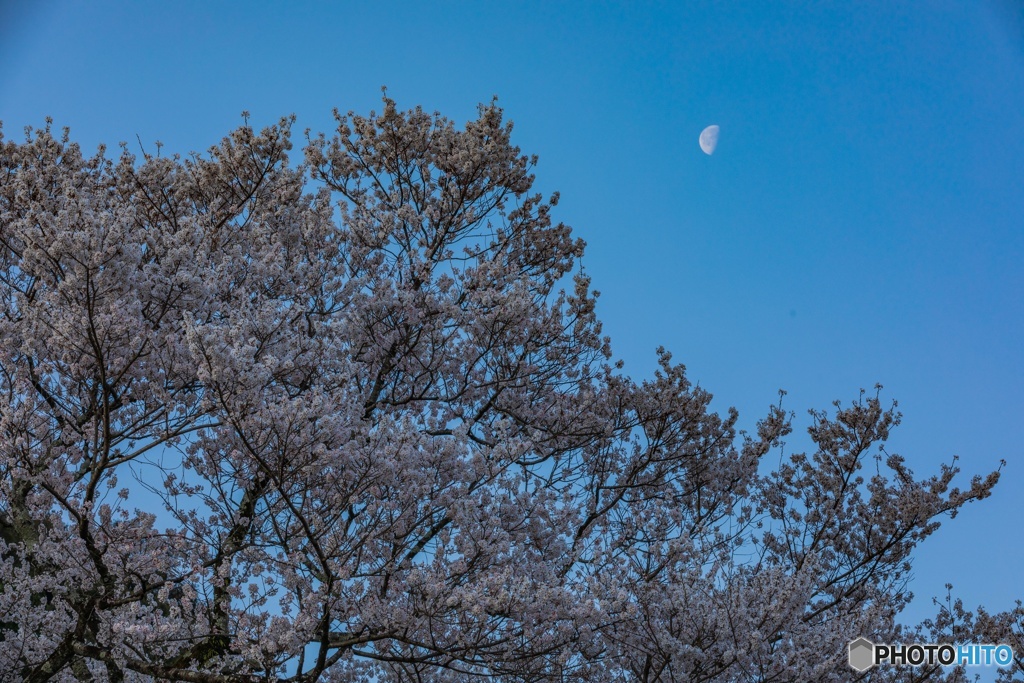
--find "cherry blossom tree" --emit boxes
[0,98,1016,682]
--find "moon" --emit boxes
[699,125,719,155]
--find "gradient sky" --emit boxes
[2,0,1022,670]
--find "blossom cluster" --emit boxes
[0,101,1016,682]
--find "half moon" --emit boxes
[699,125,719,155]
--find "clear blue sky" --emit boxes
[3,0,1021,664]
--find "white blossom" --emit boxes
[0,103,1013,682]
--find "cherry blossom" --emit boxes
[0,100,1014,682]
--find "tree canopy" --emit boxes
[0,99,1019,682]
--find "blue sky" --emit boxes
[2,0,1022,664]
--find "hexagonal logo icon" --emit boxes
[848,637,875,672]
